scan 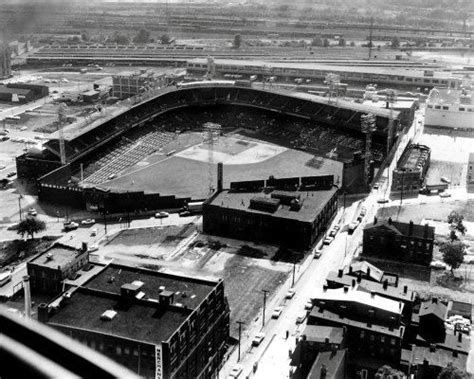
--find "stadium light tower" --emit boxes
[361,113,377,187]
[203,122,221,195]
[324,73,340,105]
[57,103,68,165]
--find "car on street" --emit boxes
[27,208,37,216]
[7,172,16,178]
[252,332,265,346]
[296,311,307,324]
[304,300,313,310]
[155,211,169,218]
[228,364,243,378]
[179,210,192,217]
[430,260,447,270]
[323,236,334,245]
[64,221,79,231]
[90,228,98,236]
[377,198,389,204]
[314,251,322,259]
[286,288,296,299]
[81,218,95,225]
[439,192,451,198]
[87,245,99,253]
[329,229,338,237]
[272,306,283,319]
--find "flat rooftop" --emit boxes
[302,325,345,344]
[47,289,191,345]
[402,346,467,369]
[398,144,430,171]
[189,58,457,80]
[208,187,338,223]
[83,264,217,310]
[308,350,346,379]
[29,244,84,270]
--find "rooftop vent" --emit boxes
[100,310,117,321]
[46,253,53,261]
[135,291,145,300]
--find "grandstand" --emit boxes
[17,81,402,210]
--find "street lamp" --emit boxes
[261,289,269,329]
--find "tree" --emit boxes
[311,37,324,47]
[447,211,467,241]
[440,241,465,274]
[391,36,400,49]
[133,29,150,44]
[17,218,46,239]
[350,41,356,47]
[376,365,405,378]
[81,31,90,42]
[438,362,470,379]
[111,32,129,45]
[323,38,330,47]
[159,34,171,45]
[338,38,346,47]
[233,34,242,49]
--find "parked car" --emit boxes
[228,364,243,378]
[155,211,169,218]
[90,228,98,236]
[286,288,296,299]
[81,218,95,225]
[272,306,283,319]
[430,260,447,270]
[252,332,265,346]
[296,311,307,324]
[179,210,191,217]
[27,208,37,216]
[87,245,99,253]
[314,251,322,259]
[64,221,79,231]
[304,300,313,310]
[323,236,334,245]
[439,192,451,198]
[377,198,389,204]
[7,172,16,178]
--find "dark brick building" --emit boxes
[391,144,430,194]
[203,176,338,250]
[39,263,230,379]
[362,218,435,266]
[27,243,89,294]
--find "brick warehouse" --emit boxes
[203,175,338,250]
[38,263,230,379]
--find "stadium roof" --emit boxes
[208,186,338,223]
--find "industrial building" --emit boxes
[39,263,230,379]
[203,175,338,250]
[391,144,431,194]
[186,58,461,89]
[112,70,165,99]
[467,152,474,188]
[362,218,435,267]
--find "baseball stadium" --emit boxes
[16,81,403,213]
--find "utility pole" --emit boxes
[368,16,374,60]
[18,194,22,221]
[292,259,296,287]
[236,320,244,362]
[261,289,269,329]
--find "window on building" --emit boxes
[124,347,130,355]
[370,334,375,341]
[360,331,365,339]
[116,346,122,355]
[390,338,396,345]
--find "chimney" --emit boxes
[338,269,343,278]
[458,332,462,343]
[403,285,408,294]
[23,275,31,319]
[37,303,49,323]
[343,286,349,293]
[349,266,353,274]
[342,326,347,336]
[373,216,378,225]
[366,267,371,278]
[423,359,429,368]
[453,350,459,358]
[432,297,438,304]
[409,220,414,235]
[429,344,436,352]
[370,291,375,298]
[82,242,88,253]
[388,217,393,225]
[325,337,330,345]
[351,279,356,288]
[383,280,388,290]
[217,162,223,192]
[323,285,328,292]
[357,273,362,283]
[424,223,429,238]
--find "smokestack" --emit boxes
[23,275,31,319]
[217,162,223,192]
